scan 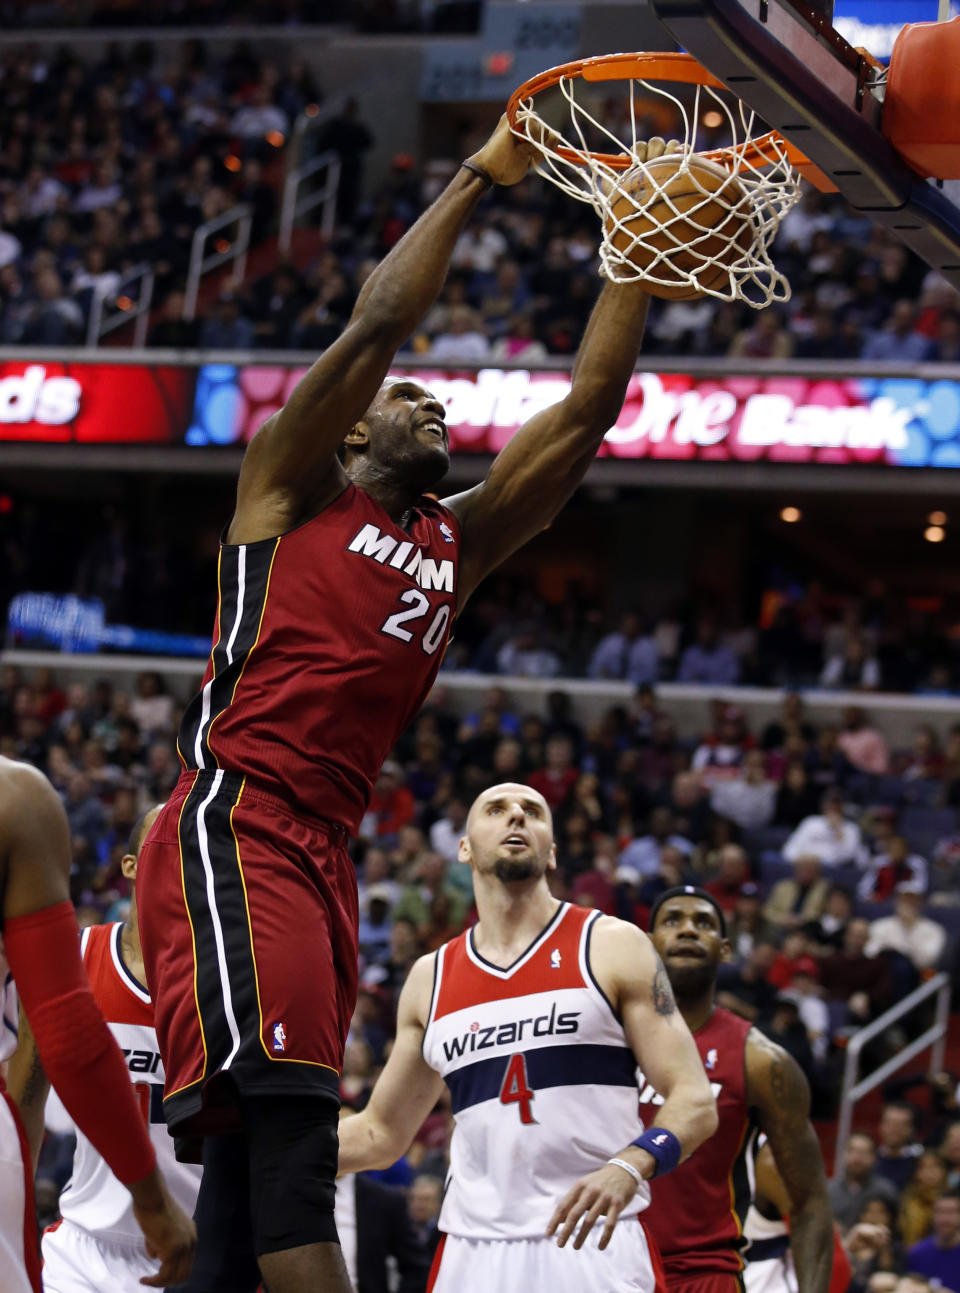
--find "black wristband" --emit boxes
[461,159,495,188]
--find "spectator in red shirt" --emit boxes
[366,761,415,841]
[769,931,817,990]
[526,734,579,811]
[705,842,752,912]
[858,836,928,902]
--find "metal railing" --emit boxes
[182,204,253,322]
[833,971,952,1178]
[85,263,155,348]
[278,150,341,253]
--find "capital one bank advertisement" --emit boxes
[2,358,960,468]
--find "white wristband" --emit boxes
[607,1156,643,1188]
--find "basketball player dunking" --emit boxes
[0,759,194,1292]
[338,784,718,1293]
[137,121,674,1291]
[642,887,833,1293]
[9,806,204,1293]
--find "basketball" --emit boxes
[603,154,753,299]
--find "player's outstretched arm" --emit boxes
[337,955,446,1174]
[547,918,718,1251]
[230,117,538,545]
[6,1007,48,1171]
[443,137,679,610]
[0,760,196,1287]
[746,1030,833,1293]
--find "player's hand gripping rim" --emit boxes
[546,1154,650,1251]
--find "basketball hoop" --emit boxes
[507,52,824,306]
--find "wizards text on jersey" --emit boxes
[441,1005,581,1062]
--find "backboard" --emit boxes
[647,0,960,288]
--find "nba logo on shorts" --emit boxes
[439,521,455,543]
[550,949,561,969]
[705,1048,718,1070]
[272,1022,287,1053]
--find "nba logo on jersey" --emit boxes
[439,521,455,543]
[272,1022,287,1053]
[705,1048,718,1070]
[550,949,561,969]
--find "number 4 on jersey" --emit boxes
[500,1053,537,1125]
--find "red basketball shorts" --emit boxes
[137,769,358,1136]
[663,1271,745,1293]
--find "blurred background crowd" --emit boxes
[0,39,957,358]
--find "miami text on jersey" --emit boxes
[347,524,455,592]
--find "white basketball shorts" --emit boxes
[429,1219,663,1293]
[0,1089,40,1293]
[743,1255,798,1293]
[42,1219,161,1293]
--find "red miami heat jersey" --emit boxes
[639,1007,757,1275]
[55,924,200,1243]
[177,484,460,830]
[422,903,651,1240]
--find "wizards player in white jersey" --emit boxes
[338,782,718,1293]
[10,806,202,1293]
[0,760,194,1293]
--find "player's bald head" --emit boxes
[466,782,552,833]
[461,783,557,885]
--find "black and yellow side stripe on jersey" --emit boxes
[179,538,280,771]
[174,771,257,1083]
[729,1120,761,1269]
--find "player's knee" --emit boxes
[244,1094,340,1254]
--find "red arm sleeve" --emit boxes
[829,1226,853,1293]
[4,901,157,1186]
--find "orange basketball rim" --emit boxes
[506,50,836,192]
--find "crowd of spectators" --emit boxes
[139,149,960,359]
[444,578,960,697]
[3,39,958,357]
[830,1114,960,1293]
[0,40,318,343]
[5,657,960,1287]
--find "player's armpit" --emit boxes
[337,954,446,1175]
[746,1031,833,1293]
[5,1006,49,1171]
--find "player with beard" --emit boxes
[337,784,718,1292]
[138,119,674,1292]
[642,886,832,1293]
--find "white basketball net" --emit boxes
[511,75,804,307]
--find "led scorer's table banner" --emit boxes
[2,359,960,467]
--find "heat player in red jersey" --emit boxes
[0,758,195,1292]
[137,120,674,1291]
[641,887,833,1293]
